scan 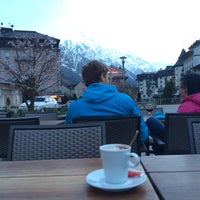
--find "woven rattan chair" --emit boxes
[187,118,200,154]
[0,117,40,160]
[8,123,105,161]
[25,112,58,120]
[72,115,142,155]
[164,113,200,154]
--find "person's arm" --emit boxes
[66,106,73,124]
[130,99,149,142]
[140,117,149,142]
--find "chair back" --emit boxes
[8,123,105,161]
[187,118,200,154]
[25,112,57,120]
[0,117,40,159]
[72,115,141,155]
[164,113,200,154]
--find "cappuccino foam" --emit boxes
[101,144,129,151]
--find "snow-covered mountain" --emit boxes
[60,39,168,87]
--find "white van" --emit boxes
[20,96,58,111]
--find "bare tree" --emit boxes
[0,37,60,111]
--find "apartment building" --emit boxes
[137,67,174,99]
[0,26,60,108]
[137,39,200,100]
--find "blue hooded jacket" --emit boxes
[66,83,148,142]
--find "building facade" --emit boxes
[0,26,60,108]
[137,67,174,100]
[137,39,200,101]
[108,65,128,89]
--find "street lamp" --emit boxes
[120,56,127,87]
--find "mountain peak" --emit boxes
[60,40,168,87]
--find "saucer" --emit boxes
[86,169,146,192]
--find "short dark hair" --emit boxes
[82,60,108,86]
[180,73,200,95]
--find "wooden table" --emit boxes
[141,154,200,172]
[141,155,200,200]
[0,158,159,200]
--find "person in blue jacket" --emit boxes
[66,60,148,142]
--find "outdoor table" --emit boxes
[0,158,159,200]
[141,155,200,200]
[141,154,200,172]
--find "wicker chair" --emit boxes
[8,123,105,161]
[164,113,200,154]
[187,118,200,154]
[25,112,58,120]
[72,115,143,155]
[0,117,40,160]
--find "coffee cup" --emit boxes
[99,144,140,184]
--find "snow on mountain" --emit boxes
[65,34,166,73]
[60,39,168,87]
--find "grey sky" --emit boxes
[1,0,200,66]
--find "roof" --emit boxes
[136,72,156,80]
[173,49,186,67]
[189,39,200,50]
[156,67,174,77]
[108,66,123,74]
[0,27,60,43]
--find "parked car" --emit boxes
[20,96,58,111]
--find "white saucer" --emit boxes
[86,169,146,192]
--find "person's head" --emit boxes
[179,73,200,98]
[82,60,109,86]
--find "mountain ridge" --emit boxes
[60,40,168,87]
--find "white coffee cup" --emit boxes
[100,144,140,184]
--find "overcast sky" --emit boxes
[1,0,200,67]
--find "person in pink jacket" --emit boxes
[177,73,200,112]
[146,73,200,152]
